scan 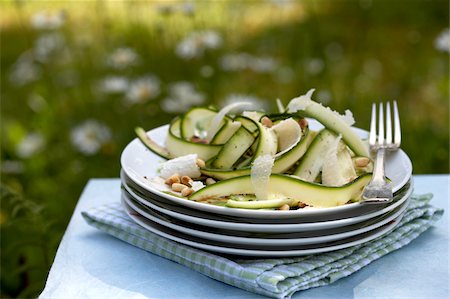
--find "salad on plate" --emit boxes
[135,89,373,210]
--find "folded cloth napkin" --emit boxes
[82,194,443,299]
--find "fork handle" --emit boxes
[362,147,394,203]
[372,147,387,183]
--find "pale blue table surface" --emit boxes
[40,175,449,299]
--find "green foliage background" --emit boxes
[1,0,448,297]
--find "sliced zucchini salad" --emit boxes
[136,89,373,210]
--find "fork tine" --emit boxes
[385,102,392,145]
[378,102,384,145]
[369,103,377,146]
[393,100,401,146]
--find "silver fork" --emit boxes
[362,101,401,203]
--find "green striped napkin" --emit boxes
[82,194,443,299]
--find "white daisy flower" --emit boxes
[107,47,140,69]
[9,51,41,86]
[55,69,79,87]
[27,93,47,112]
[269,0,295,7]
[248,56,277,73]
[175,30,222,60]
[275,66,294,83]
[70,120,112,155]
[222,94,269,111]
[16,133,45,158]
[325,42,344,61]
[202,31,222,48]
[125,76,161,104]
[31,10,66,30]
[181,2,195,16]
[435,28,450,53]
[316,90,332,105]
[155,4,177,16]
[354,74,372,91]
[34,32,65,63]
[305,58,324,75]
[161,82,205,113]
[155,2,195,16]
[160,98,182,113]
[98,76,129,94]
[363,58,383,78]
[220,53,251,71]
[0,161,24,174]
[200,65,214,77]
[220,53,278,73]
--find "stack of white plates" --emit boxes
[119,122,413,257]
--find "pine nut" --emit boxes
[196,158,206,168]
[181,187,193,197]
[298,202,307,208]
[205,178,216,185]
[279,204,290,211]
[165,173,180,185]
[190,136,208,144]
[181,176,193,186]
[354,157,370,167]
[172,183,187,192]
[261,116,273,128]
[298,118,308,129]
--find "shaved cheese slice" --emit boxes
[340,110,355,126]
[322,137,357,186]
[159,154,201,179]
[251,154,274,200]
[287,88,315,112]
[321,135,342,186]
[287,89,355,126]
[191,181,205,192]
[205,102,254,143]
[271,118,302,157]
[285,88,369,157]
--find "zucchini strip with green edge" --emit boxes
[189,173,372,208]
[200,167,251,180]
[234,115,259,134]
[293,129,337,181]
[211,126,255,169]
[200,128,314,180]
[227,198,295,209]
[135,127,171,159]
[272,127,314,173]
[165,118,222,161]
[251,120,278,160]
[180,107,229,140]
[210,120,241,145]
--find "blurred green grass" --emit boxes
[1,0,449,297]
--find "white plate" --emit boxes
[121,197,405,257]
[121,169,413,233]
[121,119,413,219]
[122,189,409,247]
